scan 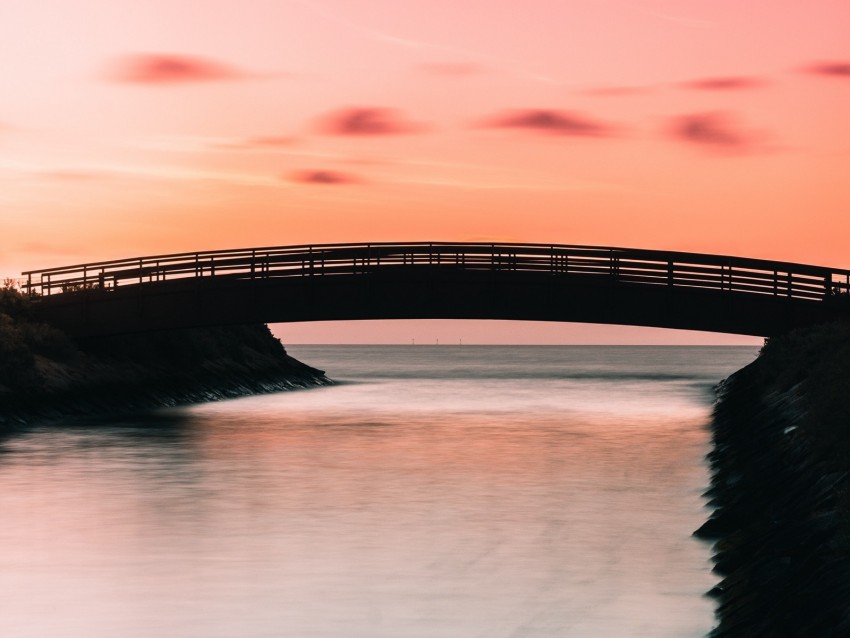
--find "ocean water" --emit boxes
[0,345,758,637]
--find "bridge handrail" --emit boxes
[20,241,850,302]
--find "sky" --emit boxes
[2,0,848,343]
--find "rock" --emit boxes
[0,323,332,426]
[700,321,850,636]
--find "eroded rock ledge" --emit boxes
[0,321,331,427]
[696,322,850,637]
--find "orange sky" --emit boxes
[2,0,849,343]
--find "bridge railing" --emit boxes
[20,241,850,303]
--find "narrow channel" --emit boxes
[0,345,757,637]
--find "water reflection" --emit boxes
[0,346,758,637]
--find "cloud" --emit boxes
[317,107,425,135]
[681,76,765,90]
[419,63,484,76]
[483,109,614,136]
[106,53,248,84]
[289,169,360,184]
[804,61,850,78]
[668,112,758,150]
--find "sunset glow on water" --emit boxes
[0,346,758,637]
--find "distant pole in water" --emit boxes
[436,338,439,345]
[411,338,415,345]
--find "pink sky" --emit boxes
[2,0,849,343]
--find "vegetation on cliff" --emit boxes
[0,281,76,393]
[0,281,329,424]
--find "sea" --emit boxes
[0,345,759,638]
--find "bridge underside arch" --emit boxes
[33,267,847,339]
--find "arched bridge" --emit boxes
[21,242,850,338]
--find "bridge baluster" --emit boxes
[609,252,619,280]
[22,243,850,335]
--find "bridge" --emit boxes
[21,242,850,338]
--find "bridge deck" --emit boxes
[21,241,850,300]
[20,242,850,338]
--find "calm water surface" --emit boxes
[0,345,758,637]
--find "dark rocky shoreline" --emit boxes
[0,322,332,428]
[697,322,850,636]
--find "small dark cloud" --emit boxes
[317,107,425,135]
[668,112,757,150]
[681,76,765,91]
[289,169,360,185]
[804,61,850,78]
[483,109,614,136]
[419,63,483,76]
[106,53,247,84]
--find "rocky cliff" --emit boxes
[697,321,850,636]
[0,285,330,426]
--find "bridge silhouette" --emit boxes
[21,242,850,338]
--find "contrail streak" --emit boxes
[288,0,561,85]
